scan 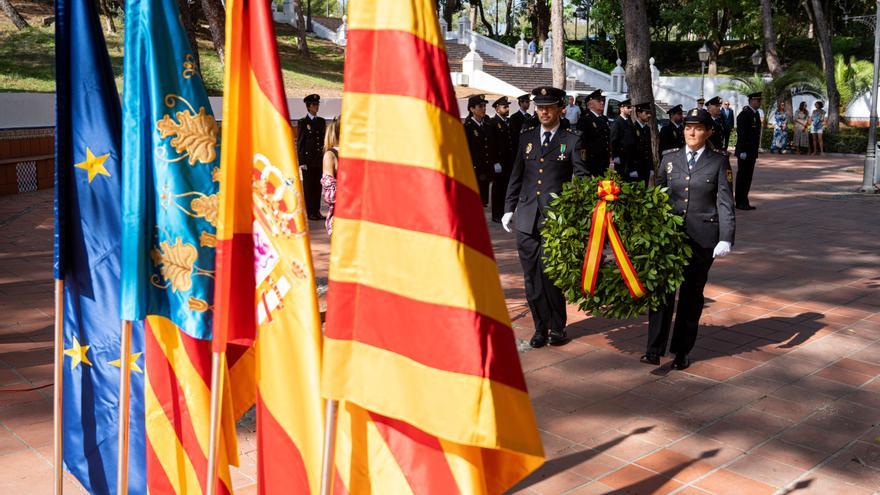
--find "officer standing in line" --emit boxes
[610,99,634,173]
[296,94,327,220]
[659,104,685,153]
[626,102,654,184]
[464,94,500,207]
[502,86,589,348]
[706,96,726,152]
[642,108,735,370]
[510,93,538,137]
[734,92,762,210]
[576,89,611,176]
[721,100,735,149]
[490,96,515,223]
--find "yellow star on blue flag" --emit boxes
[75,147,111,183]
[109,352,143,373]
[63,337,92,369]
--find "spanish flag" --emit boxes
[322,0,545,492]
[214,0,324,491]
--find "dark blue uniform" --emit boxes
[295,114,326,219]
[659,122,685,153]
[576,110,611,176]
[464,116,497,206]
[490,114,515,221]
[734,106,761,208]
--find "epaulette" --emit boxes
[565,127,581,136]
[521,125,536,134]
[661,148,679,156]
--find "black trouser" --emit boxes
[475,168,491,206]
[735,156,756,207]
[646,239,714,357]
[516,227,567,335]
[303,162,323,217]
[490,173,510,221]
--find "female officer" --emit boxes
[641,108,736,370]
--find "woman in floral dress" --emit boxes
[792,101,810,154]
[320,118,340,235]
[770,101,789,153]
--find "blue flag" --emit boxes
[54,0,146,492]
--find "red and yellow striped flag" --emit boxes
[214,0,324,492]
[322,0,545,492]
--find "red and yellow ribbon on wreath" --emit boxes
[580,180,647,299]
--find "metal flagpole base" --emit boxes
[117,320,133,495]
[320,400,339,495]
[53,279,64,495]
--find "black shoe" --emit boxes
[671,354,691,370]
[548,329,570,346]
[735,205,756,211]
[529,330,549,348]
[491,217,501,223]
[640,353,660,365]
[308,214,326,220]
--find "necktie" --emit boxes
[688,151,697,169]
[543,131,552,147]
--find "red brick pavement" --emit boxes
[1,153,879,494]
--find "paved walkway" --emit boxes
[0,153,878,494]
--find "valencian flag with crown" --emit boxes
[119,0,255,492]
[212,0,325,490]
[322,0,545,491]
[54,0,146,490]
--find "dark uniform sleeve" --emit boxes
[505,137,526,213]
[572,134,589,178]
[295,118,305,154]
[657,150,674,188]
[717,155,736,245]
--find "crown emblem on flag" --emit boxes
[253,153,306,238]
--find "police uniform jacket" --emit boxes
[610,116,633,166]
[296,115,326,169]
[576,110,611,172]
[734,106,761,160]
[510,110,538,137]
[491,115,516,172]
[709,116,725,151]
[464,116,497,182]
[628,122,653,181]
[659,122,685,152]
[505,126,589,234]
[657,147,735,249]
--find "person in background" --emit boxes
[642,108,735,370]
[706,96,726,152]
[696,97,705,110]
[576,89,611,176]
[810,101,826,155]
[564,95,581,126]
[770,101,789,154]
[721,100,735,149]
[463,94,499,206]
[510,93,538,137]
[490,96,516,223]
[793,101,810,154]
[734,92,762,210]
[296,94,327,220]
[659,104,685,153]
[528,38,539,67]
[320,118,340,236]
[610,99,634,172]
[626,102,654,184]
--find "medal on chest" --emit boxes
[558,144,567,160]
[666,162,673,174]
[525,142,533,155]
[307,123,311,131]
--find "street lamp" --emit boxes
[751,49,763,77]
[698,43,710,100]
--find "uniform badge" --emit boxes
[473,129,479,137]
[636,130,640,137]
[666,162,673,174]
[592,122,597,128]
[541,88,547,95]
[525,142,533,155]
[726,169,733,183]
[497,123,502,129]
[580,149,587,160]
[307,124,311,131]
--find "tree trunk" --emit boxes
[808,0,839,131]
[200,0,226,65]
[99,0,117,33]
[293,0,311,58]
[528,0,550,42]
[443,0,458,27]
[551,0,564,87]
[0,0,29,29]
[504,0,513,35]
[619,0,658,172]
[473,0,495,37]
[760,0,781,77]
[306,0,312,32]
[707,7,730,75]
[178,0,200,70]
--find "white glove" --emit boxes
[494,163,502,174]
[613,157,621,165]
[713,241,731,258]
[501,212,514,233]
[738,152,747,160]
[629,171,639,178]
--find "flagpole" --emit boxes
[116,319,132,495]
[53,279,64,495]
[320,399,339,495]
[205,351,225,495]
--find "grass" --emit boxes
[0,14,344,96]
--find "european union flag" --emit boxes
[54,0,146,491]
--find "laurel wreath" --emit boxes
[541,171,693,319]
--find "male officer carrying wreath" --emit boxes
[502,86,589,348]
